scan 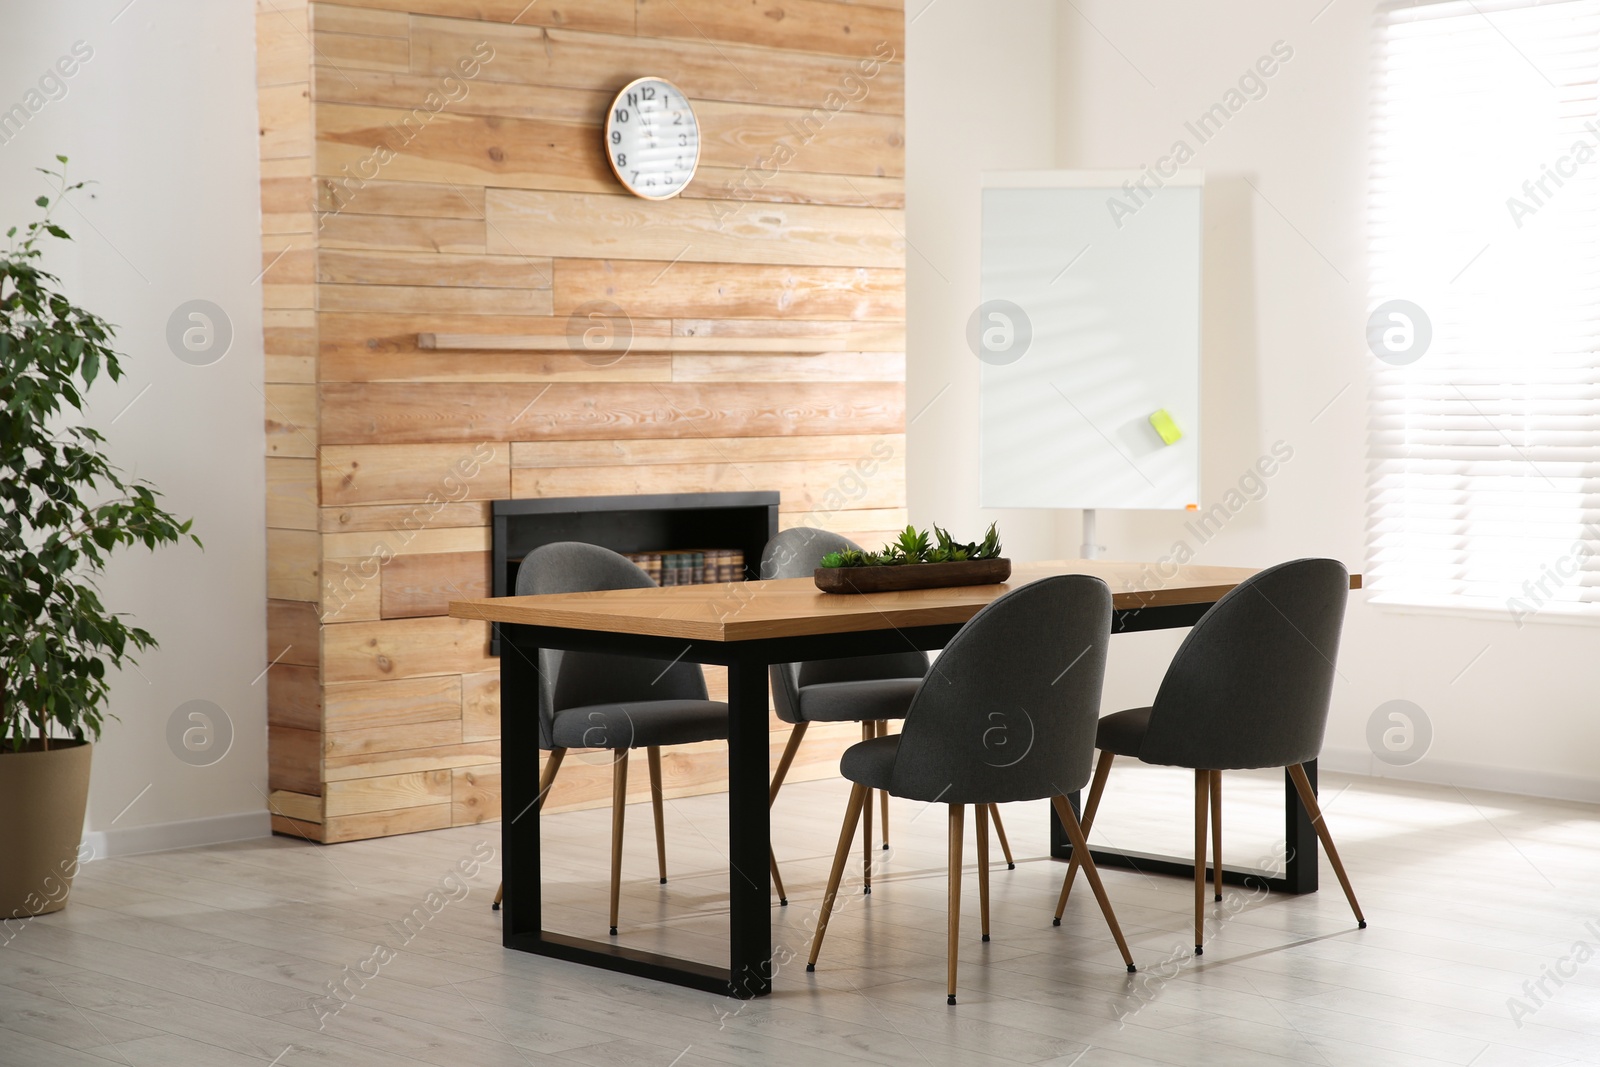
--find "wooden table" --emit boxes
[450,560,1358,999]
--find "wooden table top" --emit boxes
[449,559,1362,643]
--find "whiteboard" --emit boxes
[978,171,1202,510]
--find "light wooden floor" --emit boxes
[4,764,1600,1066]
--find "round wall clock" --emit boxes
[604,76,701,201]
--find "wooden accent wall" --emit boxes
[256,0,907,842]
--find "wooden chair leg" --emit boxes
[1194,769,1208,955]
[1210,770,1223,902]
[495,747,566,911]
[609,750,629,936]
[647,746,667,885]
[877,722,891,850]
[861,722,874,894]
[947,803,964,1005]
[1054,749,1114,923]
[768,722,808,906]
[975,803,991,942]
[1288,764,1366,928]
[989,804,1015,869]
[1050,796,1135,972]
[807,783,868,972]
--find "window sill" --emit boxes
[1365,592,1600,629]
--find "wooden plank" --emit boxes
[268,599,321,667]
[324,719,463,759]
[418,326,901,353]
[323,616,494,684]
[323,525,490,559]
[319,804,451,842]
[257,7,311,88]
[270,814,326,842]
[511,433,901,468]
[266,789,322,823]
[324,0,637,32]
[674,319,904,352]
[265,383,317,458]
[781,507,909,537]
[687,166,903,210]
[485,189,905,269]
[460,672,499,742]
[267,663,322,731]
[673,351,904,383]
[325,770,453,817]
[267,528,321,602]
[268,725,322,795]
[409,21,904,115]
[318,212,485,253]
[319,381,906,444]
[323,739,501,780]
[319,442,511,506]
[316,31,410,72]
[316,104,611,195]
[259,83,313,160]
[262,179,316,218]
[318,310,671,383]
[266,457,319,531]
[511,459,904,511]
[320,556,383,623]
[310,3,409,37]
[318,249,551,289]
[451,765,499,825]
[320,283,551,316]
[267,353,317,385]
[324,674,464,731]
[692,97,905,179]
[313,66,609,124]
[381,549,490,619]
[551,260,903,322]
[636,0,905,60]
[314,178,484,219]
[321,500,490,533]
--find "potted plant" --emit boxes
[0,160,197,917]
[814,523,1010,593]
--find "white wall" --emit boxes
[0,1,269,852]
[912,0,1600,802]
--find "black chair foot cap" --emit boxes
[660,878,668,885]
[947,995,956,1006]
[779,898,789,907]
[1358,920,1368,929]
[981,934,990,942]
[609,927,618,936]
[863,887,872,895]
[1007,863,1016,870]
[1051,917,1061,927]
[491,903,501,911]
[1214,893,1222,902]
[882,843,890,851]
[1127,964,1137,973]
[805,963,815,973]
[1194,945,1203,955]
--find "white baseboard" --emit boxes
[1319,746,1600,806]
[81,810,272,860]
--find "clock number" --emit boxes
[642,86,657,101]
[610,130,621,145]
[632,171,640,183]
[673,114,683,126]
[615,153,626,168]
[626,91,639,107]
[679,133,689,146]
[614,108,630,123]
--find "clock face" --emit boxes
[605,77,701,201]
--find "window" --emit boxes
[1367,0,1600,622]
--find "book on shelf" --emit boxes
[622,548,745,586]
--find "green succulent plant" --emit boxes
[815,523,1003,569]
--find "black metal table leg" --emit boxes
[725,656,774,999]
[1051,760,1320,895]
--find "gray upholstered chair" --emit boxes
[763,527,1016,906]
[1052,557,1365,956]
[491,542,728,937]
[807,575,1135,1004]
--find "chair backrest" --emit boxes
[1138,558,1349,770]
[887,575,1112,804]
[515,542,708,749]
[760,527,929,724]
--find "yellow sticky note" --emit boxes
[1149,409,1183,445]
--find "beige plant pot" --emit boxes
[0,740,92,918]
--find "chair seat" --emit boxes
[1096,707,1152,758]
[550,700,728,749]
[797,677,920,723]
[838,733,901,791]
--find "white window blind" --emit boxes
[1368,0,1600,620]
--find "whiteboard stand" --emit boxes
[1080,509,1102,560]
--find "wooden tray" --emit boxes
[813,558,1012,594]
